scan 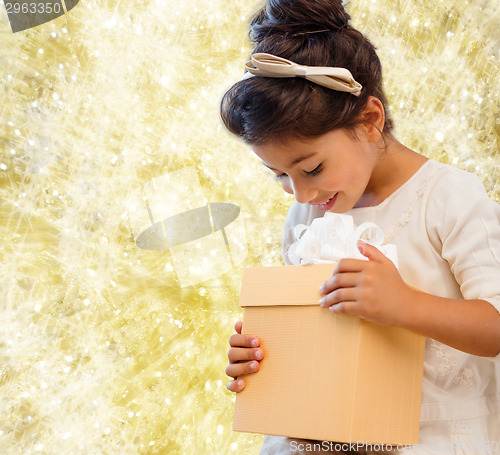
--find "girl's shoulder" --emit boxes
[425,159,485,186]
[423,159,494,208]
[367,158,493,213]
[422,161,499,242]
[390,158,488,203]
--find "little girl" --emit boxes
[222,1,500,453]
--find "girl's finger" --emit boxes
[333,258,366,274]
[319,287,358,308]
[225,360,260,379]
[234,321,243,334]
[227,379,246,393]
[229,333,260,348]
[357,241,390,264]
[228,347,264,363]
[320,271,359,295]
[329,301,356,315]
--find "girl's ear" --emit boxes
[359,96,385,142]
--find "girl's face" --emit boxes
[252,127,382,213]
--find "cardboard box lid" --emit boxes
[239,263,336,307]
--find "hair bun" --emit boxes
[250,0,350,41]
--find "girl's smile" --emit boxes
[312,193,338,211]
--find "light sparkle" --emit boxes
[0,0,498,454]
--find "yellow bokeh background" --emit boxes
[0,0,498,453]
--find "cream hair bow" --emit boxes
[243,53,362,97]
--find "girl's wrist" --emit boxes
[393,286,423,330]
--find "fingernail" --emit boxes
[357,240,366,254]
[319,297,326,306]
[330,304,341,313]
[319,283,325,293]
[237,380,244,388]
[255,349,263,360]
[251,338,259,348]
[250,361,258,371]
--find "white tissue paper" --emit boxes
[287,212,398,268]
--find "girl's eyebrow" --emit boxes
[262,154,314,171]
[262,162,279,172]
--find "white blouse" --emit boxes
[280,159,500,451]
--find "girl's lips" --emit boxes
[313,193,338,211]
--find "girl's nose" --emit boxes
[290,178,317,204]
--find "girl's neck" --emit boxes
[354,134,428,208]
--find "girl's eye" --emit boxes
[274,173,288,181]
[305,164,323,177]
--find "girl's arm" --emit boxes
[320,241,500,358]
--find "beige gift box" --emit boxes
[233,264,425,445]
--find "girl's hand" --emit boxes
[319,241,415,326]
[225,321,264,393]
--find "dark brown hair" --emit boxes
[220,0,393,145]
